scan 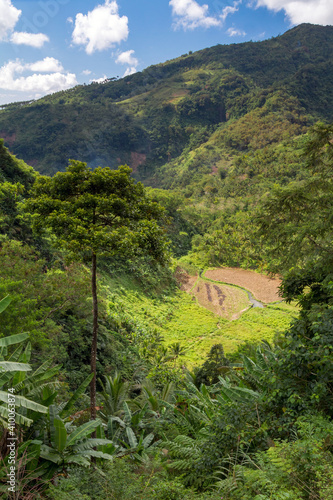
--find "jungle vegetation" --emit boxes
[0,23,333,499]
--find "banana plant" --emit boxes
[0,296,48,427]
[106,401,147,441]
[120,427,159,463]
[98,371,129,422]
[38,407,116,468]
[240,341,279,392]
[131,379,175,416]
[0,438,54,497]
[216,375,260,404]
[102,400,160,461]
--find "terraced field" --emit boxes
[182,267,281,321]
[104,267,297,367]
[204,268,281,303]
[190,279,250,320]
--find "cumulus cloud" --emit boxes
[123,67,137,77]
[0,0,49,48]
[90,75,108,83]
[10,32,49,48]
[29,57,63,73]
[220,1,241,22]
[82,69,92,75]
[116,49,138,66]
[116,50,138,76]
[0,58,77,95]
[0,0,21,40]
[255,0,333,25]
[72,0,129,54]
[169,0,221,29]
[226,27,246,36]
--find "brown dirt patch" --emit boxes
[204,268,281,303]
[130,152,146,172]
[175,267,198,293]
[191,279,250,320]
[1,131,16,146]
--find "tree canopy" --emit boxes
[24,160,170,422]
[25,160,169,262]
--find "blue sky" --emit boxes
[0,0,332,105]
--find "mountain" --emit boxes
[0,23,332,186]
[0,139,35,188]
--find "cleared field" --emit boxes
[103,268,297,368]
[204,268,281,303]
[190,278,250,320]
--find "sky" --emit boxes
[0,0,332,105]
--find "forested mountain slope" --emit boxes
[1,21,333,495]
[0,23,332,183]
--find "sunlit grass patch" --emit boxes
[101,271,299,368]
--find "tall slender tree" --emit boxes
[24,160,169,420]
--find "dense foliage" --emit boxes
[0,29,333,499]
[0,24,332,182]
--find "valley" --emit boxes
[0,22,332,499]
[102,265,297,367]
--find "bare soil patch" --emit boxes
[191,279,250,320]
[0,131,16,146]
[130,152,146,172]
[175,267,198,293]
[204,268,281,303]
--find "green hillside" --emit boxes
[0,23,332,183]
[1,24,333,499]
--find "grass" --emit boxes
[220,302,298,353]
[101,271,298,368]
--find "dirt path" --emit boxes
[204,268,281,303]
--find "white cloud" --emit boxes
[90,75,108,83]
[123,67,137,77]
[220,1,241,22]
[82,69,92,75]
[0,58,77,96]
[72,0,129,54]
[10,32,49,48]
[169,0,221,29]
[255,0,333,25]
[116,50,138,76]
[29,57,63,73]
[0,1,49,48]
[116,50,138,66]
[0,0,21,41]
[226,27,246,36]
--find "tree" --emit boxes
[195,344,230,386]
[24,160,169,422]
[256,123,333,418]
[257,122,333,276]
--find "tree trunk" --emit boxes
[90,251,98,422]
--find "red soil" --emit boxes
[204,268,281,303]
